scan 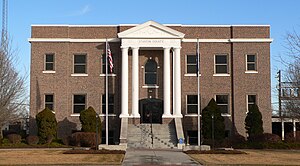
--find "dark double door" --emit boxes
[139,98,163,124]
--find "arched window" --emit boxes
[145,59,157,85]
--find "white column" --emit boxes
[131,47,140,117]
[163,47,172,117]
[173,47,182,117]
[120,47,129,117]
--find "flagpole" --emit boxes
[197,38,201,149]
[105,39,109,146]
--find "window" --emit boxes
[186,55,198,73]
[45,54,54,71]
[45,94,54,111]
[101,130,115,145]
[102,54,114,74]
[187,131,197,145]
[215,55,228,74]
[145,59,157,85]
[247,95,256,111]
[74,54,86,74]
[246,54,257,71]
[187,95,198,114]
[73,94,86,113]
[102,94,114,114]
[216,95,229,114]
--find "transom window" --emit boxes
[246,54,257,71]
[73,94,86,113]
[215,55,228,74]
[102,54,114,74]
[247,95,256,112]
[102,94,114,114]
[186,55,198,74]
[45,94,54,111]
[187,95,198,114]
[145,59,157,85]
[45,54,54,71]
[216,95,229,114]
[74,54,86,74]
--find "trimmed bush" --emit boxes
[250,133,281,143]
[245,104,263,140]
[80,106,101,134]
[285,131,300,143]
[26,135,39,145]
[7,134,21,144]
[36,107,57,143]
[202,98,225,141]
[71,132,101,147]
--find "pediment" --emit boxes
[118,21,185,39]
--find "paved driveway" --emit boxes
[122,149,201,166]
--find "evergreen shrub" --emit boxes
[36,107,57,143]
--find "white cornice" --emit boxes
[28,38,273,43]
[31,24,270,27]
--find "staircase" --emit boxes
[127,123,177,149]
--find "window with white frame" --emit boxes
[187,95,198,114]
[45,54,55,71]
[102,94,114,114]
[144,59,157,85]
[186,55,198,74]
[45,94,54,111]
[215,55,228,74]
[215,95,229,114]
[247,95,256,112]
[74,54,86,74]
[73,94,86,113]
[246,54,257,71]
[102,54,114,74]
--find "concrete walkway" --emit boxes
[122,149,201,166]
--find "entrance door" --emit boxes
[140,98,163,124]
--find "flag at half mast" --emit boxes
[107,42,113,73]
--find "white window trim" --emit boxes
[142,85,159,89]
[73,54,87,74]
[186,54,199,75]
[214,54,229,75]
[185,114,202,117]
[44,53,55,71]
[44,94,54,111]
[245,71,258,74]
[213,74,230,77]
[186,95,198,114]
[72,94,87,114]
[184,73,201,77]
[215,94,230,115]
[99,74,117,77]
[99,114,117,117]
[246,94,257,113]
[71,74,88,77]
[245,54,258,72]
[43,71,56,74]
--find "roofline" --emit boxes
[31,24,271,27]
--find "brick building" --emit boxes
[29,21,272,147]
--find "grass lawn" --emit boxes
[0,149,124,165]
[188,149,300,165]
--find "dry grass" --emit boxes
[0,149,124,165]
[188,149,300,165]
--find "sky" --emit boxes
[6,0,300,108]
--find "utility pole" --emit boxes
[1,0,8,51]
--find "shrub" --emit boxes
[249,133,281,143]
[7,134,21,144]
[71,132,101,147]
[245,104,263,140]
[62,136,73,146]
[26,135,39,145]
[79,106,101,133]
[285,131,300,143]
[202,99,225,141]
[46,135,54,144]
[36,107,57,143]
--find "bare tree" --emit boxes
[281,30,300,119]
[0,42,27,138]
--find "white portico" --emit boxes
[118,21,185,119]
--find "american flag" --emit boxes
[107,43,113,73]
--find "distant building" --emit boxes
[29,21,272,147]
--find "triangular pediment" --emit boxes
[118,21,185,39]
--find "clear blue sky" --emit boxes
[7,0,300,108]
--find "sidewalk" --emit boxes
[122,149,201,166]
